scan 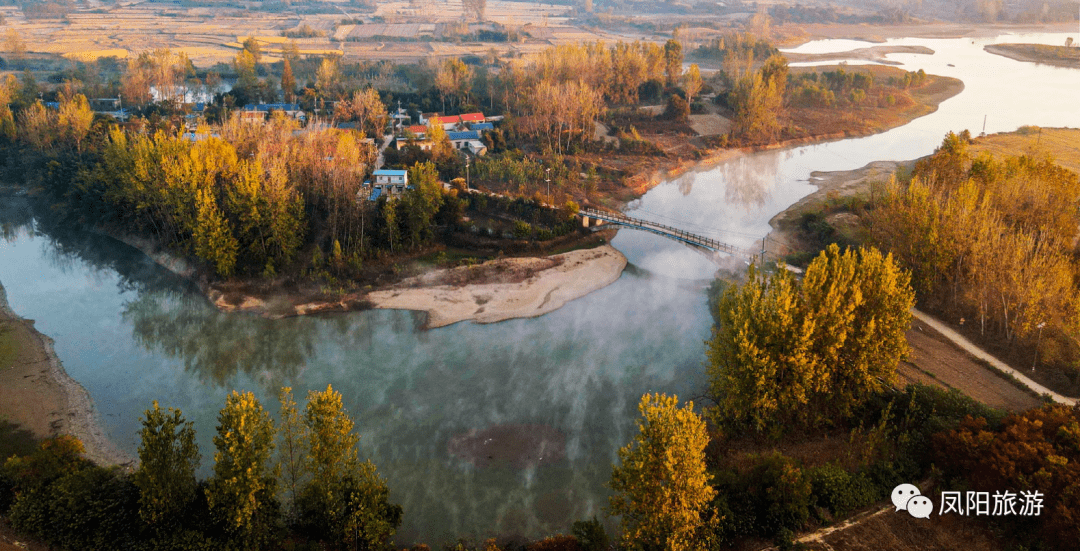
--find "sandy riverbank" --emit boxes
[365,245,627,328]
[784,45,935,65]
[0,282,133,467]
[984,43,1080,69]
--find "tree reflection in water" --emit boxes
[720,148,782,209]
[122,290,324,387]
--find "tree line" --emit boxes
[0,385,400,551]
[869,131,1080,373]
[0,81,468,279]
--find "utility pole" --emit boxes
[545,167,551,203]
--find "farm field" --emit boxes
[0,1,631,66]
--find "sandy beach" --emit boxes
[0,283,133,467]
[366,245,627,328]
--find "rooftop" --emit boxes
[447,131,481,141]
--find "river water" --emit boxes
[1,31,1079,544]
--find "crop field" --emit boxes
[0,0,629,67]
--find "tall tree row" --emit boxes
[870,131,1080,350]
[708,244,914,432]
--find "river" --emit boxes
[1,31,1079,544]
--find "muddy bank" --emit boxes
[0,282,133,467]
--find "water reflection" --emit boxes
[719,149,782,209]
[0,196,194,297]
[122,291,321,386]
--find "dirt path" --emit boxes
[899,316,1042,411]
[912,309,1073,405]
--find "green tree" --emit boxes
[707,244,914,431]
[296,385,402,550]
[400,161,444,248]
[134,401,200,531]
[234,50,259,91]
[664,39,683,86]
[277,387,307,517]
[206,390,279,549]
[609,393,715,551]
[242,37,263,65]
[193,186,239,277]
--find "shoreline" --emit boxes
[0,282,134,467]
[766,159,913,254]
[67,61,964,328]
[781,21,1077,47]
[983,43,1080,69]
[366,245,627,328]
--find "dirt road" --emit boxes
[898,317,1042,412]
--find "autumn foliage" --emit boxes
[708,244,914,432]
[870,131,1080,380]
[934,405,1080,548]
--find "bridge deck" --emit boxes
[580,208,760,260]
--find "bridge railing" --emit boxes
[580,207,755,258]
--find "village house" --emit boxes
[420,112,486,131]
[240,103,306,123]
[447,131,487,156]
[363,169,410,201]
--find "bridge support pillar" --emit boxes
[582,216,589,228]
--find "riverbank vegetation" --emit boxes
[869,131,1080,396]
[1,385,401,551]
[770,128,1080,398]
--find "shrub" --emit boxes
[744,453,812,537]
[807,464,878,518]
[570,517,609,551]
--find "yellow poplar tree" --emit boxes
[298,385,401,549]
[708,244,914,431]
[193,186,239,277]
[277,387,307,515]
[207,390,278,549]
[609,393,716,551]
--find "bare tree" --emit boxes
[462,0,486,22]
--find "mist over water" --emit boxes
[3,32,1080,543]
